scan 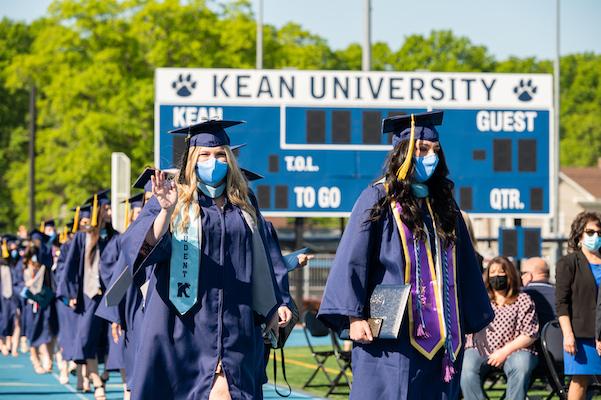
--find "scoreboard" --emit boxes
[155,69,554,218]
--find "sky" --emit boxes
[1,0,600,60]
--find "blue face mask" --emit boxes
[10,249,18,258]
[195,158,228,186]
[582,233,601,252]
[197,182,226,198]
[99,228,108,240]
[413,153,439,183]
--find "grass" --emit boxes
[265,346,601,399]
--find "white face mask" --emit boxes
[582,231,601,252]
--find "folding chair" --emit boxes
[540,320,568,400]
[326,330,352,397]
[302,310,336,391]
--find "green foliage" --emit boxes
[0,2,599,230]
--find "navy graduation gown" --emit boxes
[122,193,283,400]
[57,230,116,361]
[0,264,20,337]
[97,235,125,370]
[22,266,58,347]
[54,241,79,360]
[317,183,493,400]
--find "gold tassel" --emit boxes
[91,194,98,227]
[1,240,8,259]
[72,206,80,233]
[124,199,130,229]
[39,220,45,232]
[396,114,416,181]
[61,226,68,244]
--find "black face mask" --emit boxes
[489,275,509,291]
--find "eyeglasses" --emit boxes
[584,229,601,237]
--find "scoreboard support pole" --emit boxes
[294,217,305,315]
[514,218,522,271]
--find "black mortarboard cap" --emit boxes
[168,119,245,147]
[133,167,178,192]
[231,143,246,152]
[84,189,111,206]
[122,193,145,208]
[29,229,49,243]
[133,168,155,192]
[382,111,444,146]
[241,168,263,182]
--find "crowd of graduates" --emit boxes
[0,175,157,399]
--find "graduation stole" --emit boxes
[169,199,278,317]
[169,205,202,315]
[390,198,461,381]
[1,265,12,299]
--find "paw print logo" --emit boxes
[172,74,197,97]
[513,79,538,102]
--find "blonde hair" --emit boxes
[173,145,256,233]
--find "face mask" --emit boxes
[489,275,509,291]
[198,182,226,199]
[582,233,601,252]
[413,153,439,183]
[10,249,18,258]
[195,158,228,186]
[99,228,108,240]
[411,183,429,198]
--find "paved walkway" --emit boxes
[0,352,321,399]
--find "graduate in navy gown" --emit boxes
[120,120,291,400]
[318,111,494,400]
[54,210,91,385]
[96,191,149,400]
[0,235,22,357]
[57,190,117,400]
[20,244,58,374]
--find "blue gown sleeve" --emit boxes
[95,260,124,325]
[56,232,84,300]
[120,196,171,276]
[265,221,292,307]
[317,185,384,333]
[100,235,121,287]
[12,260,25,295]
[454,210,494,334]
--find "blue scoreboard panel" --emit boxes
[155,69,554,218]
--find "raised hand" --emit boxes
[151,170,178,210]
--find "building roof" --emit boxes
[561,167,601,199]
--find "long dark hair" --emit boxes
[568,211,601,252]
[369,140,457,245]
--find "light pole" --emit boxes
[28,85,36,230]
[256,0,263,69]
[362,0,371,71]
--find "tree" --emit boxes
[0,18,33,231]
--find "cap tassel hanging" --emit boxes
[91,194,99,227]
[124,199,130,229]
[72,206,80,233]
[61,226,68,244]
[39,220,45,232]
[396,114,416,181]
[1,240,9,259]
